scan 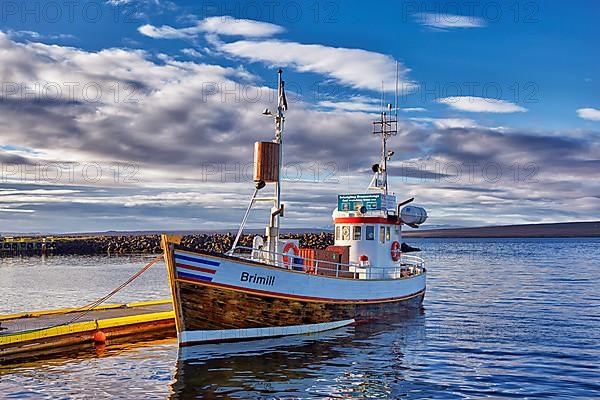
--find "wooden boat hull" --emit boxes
[164,242,426,345]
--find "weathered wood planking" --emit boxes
[175,280,424,331]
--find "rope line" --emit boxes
[2,254,164,336]
[64,253,164,325]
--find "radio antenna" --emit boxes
[395,60,399,119]
[380,81,385,113]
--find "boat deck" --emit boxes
[0,300,175,362]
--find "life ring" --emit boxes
[282,242,299,269]
[391,241,401,261]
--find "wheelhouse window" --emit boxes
[335,226,341,241]
[342,225,351,241]
[386,226,391,241]
[366,225,375,240]
[353,226,362,240]
[379,226,385,243]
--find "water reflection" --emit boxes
[5,239,597,398]
[171,309,425,399]
[0,332,176,376]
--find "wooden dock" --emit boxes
[0,300,175,362]
[0,236,58,256]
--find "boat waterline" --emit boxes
[179,319,356,345]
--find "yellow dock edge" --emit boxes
[0,311,175,346]
[125,299,172,308]
[0,299,172,321]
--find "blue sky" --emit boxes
[0,0,598,233]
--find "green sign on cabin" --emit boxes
[338,194,396,212]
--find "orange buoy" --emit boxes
[282,242,299,269]
[93,331,106,343]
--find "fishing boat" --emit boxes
[161,70,428,346]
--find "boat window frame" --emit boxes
[386,226,391,241]
[366,225,375,240]
[341,225,351,241]
[353,225,362,241]
[335,226,341,241]
[379,226,385,243]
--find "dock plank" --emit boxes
[0,302,173,335]
[0,300,175,362]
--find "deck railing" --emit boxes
[231,246,425,280]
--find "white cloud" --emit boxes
[139,16,414,93]
[318,96,382,113]
[181,48,203,58]
[0,31,385,230]
[138,24,187,39]
[576,107,600,121]
[7,30,75,41]
[318,99,428,114]
[0,30,262,166]
[411,117,479,129]
[106,0,160,4]
[1,31,598,231]
[0,208,35,213]
[437,96,528,113]
[220,39,415,92]
[138,16,283,39]
[199,16,283,37]
[419,13,486,29]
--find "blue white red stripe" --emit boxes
[174,251,220,282]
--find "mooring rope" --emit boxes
[64,253,164,325]
[2,254,164,335]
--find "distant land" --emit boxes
[0,228,329,237]
[403,221,600,238]
[2,221,599,239]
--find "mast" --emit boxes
[368,61,399,196]
[267,69,287,257]
[369,109,397,195]
[229,70,287,258]
[275,69,285,216]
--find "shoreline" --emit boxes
[1,222,598,257]
[0,233,336,257]
[403,221,600,238]
[1,228,598,258]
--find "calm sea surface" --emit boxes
[1,238,599,399]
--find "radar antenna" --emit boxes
[369,107,397,195]
[368,61,399,195]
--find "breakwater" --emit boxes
[1,232,420,257]
[0,233,334,256]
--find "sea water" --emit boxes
[1,238,598,399]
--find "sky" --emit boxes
[0,0,598,233]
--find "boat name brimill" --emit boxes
[240,271,276,286]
